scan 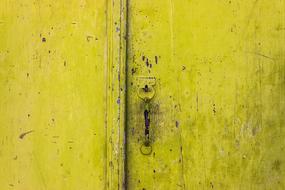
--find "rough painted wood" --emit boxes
[126,0,285,189]
[0,0,127,189]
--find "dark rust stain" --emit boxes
[155,56,158,64]
[175,121,179,128]
[19,130,34,139]
[146,58,149,67]
[131,68,137,75]
[42,37,46,42]
[213,104,216,114]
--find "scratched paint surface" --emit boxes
[126,0,285,189]
[1,0,285,189]
[0,0,108,189]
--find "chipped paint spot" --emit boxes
[19,130,34,139]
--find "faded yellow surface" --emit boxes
[126,0,285,189]
[1,0,285,190]
[0,0,109,189]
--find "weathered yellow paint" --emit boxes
[0,0,127,189]
[126,0,285,189]
[1,0,285,189]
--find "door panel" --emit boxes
[126,0,285,189]
[0,0,108,189]
[1,0,284,189]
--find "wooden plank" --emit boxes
[126,0,285,189]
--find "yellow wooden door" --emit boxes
[1,0,285,190]
[0,0,128,189]
[126,0,285,189]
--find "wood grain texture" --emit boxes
[126,0,285,189]
[0,0,127,189]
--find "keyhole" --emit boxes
[140,106,152,155]
[144,109,150,143]
[143,85,149,92]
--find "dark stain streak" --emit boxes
[19,130,34,139]
[196,94,199,112]
[210,182,214,188]
[142,55,145,61]
[213,104,216,114]
[131,68,137,75]
[146,58,149,67]
[155,56,158,64]
[175,121,179,128]
[251,52,275,61]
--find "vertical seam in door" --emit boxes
[105,0,128,189]
[124,0,130,189]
